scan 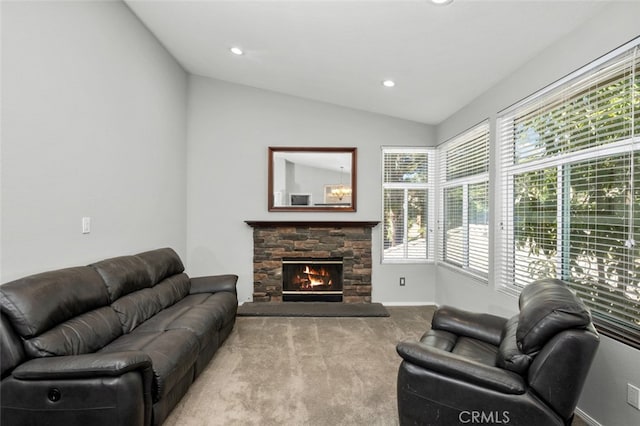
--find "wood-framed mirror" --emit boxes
[268,147,357,212]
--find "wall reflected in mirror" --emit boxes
[268,147,357,212]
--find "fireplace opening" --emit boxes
[282,258,343,302]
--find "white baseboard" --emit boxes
[239,301,439,307]
[575,408,602,426]
[380,301,438,307]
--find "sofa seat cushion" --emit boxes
[133,302,219,349]
[451,337,498,367]
[196,292,238,329]
[133,293,235,350]
[99,329,199,402]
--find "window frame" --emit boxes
[381,147,435,263]
[438,121,491,280]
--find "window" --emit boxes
[382,148,434,262]
[438,122,490,277]
[498,40,640,348]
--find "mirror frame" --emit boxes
[268,147,357,212]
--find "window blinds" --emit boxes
[438,122,490,277]
[382,148,433,261]
[498,40,639,346]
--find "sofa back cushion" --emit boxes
[136,248,185,285]
[1,313,25,378]
[91,256,153,302]
[23,307,122,357]
[91,249,188,334]
[0,267,110,338]
[154,274,190,309]
[516,278,591,355]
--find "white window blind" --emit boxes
[382,148,434,262]
[498,40,640,347]
[438,122,490,277]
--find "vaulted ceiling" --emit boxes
[125,0,609,124]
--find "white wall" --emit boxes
[185,76,436,304]
[436,2,640,426]
[1,1,188,281]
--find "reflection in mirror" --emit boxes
[268,147,357,212]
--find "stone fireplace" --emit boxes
[245,221,379,303]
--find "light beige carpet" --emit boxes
[164,306,435,426]
[163,306,589,426]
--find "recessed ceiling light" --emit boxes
[382,80,396,88]
[431,0,453,5]
[230,47,244,56]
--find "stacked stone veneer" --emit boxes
[250,223,374,303]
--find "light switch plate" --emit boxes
[82,217,91,234]
[628,383,640,409]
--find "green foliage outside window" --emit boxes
[510,67,639,338]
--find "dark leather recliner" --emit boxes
[396,278,600,426]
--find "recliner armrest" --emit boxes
[12,351,152,380]
[432,305,507,346]
[396,341,525,394]
[190,274,238,295]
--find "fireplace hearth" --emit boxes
[282,258,343,302]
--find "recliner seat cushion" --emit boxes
[99,329,199,401]
[133,293,231,349]
[420,329,457,352]
[197,292,238,329]
[517,278,591,355]
[451,337,498,366]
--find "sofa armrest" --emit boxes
[432,305,507,346]
[12,351,152,380]
[3,352,152,426]
[190,274,238,295]
[396,341,525,394]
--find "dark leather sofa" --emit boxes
[396,278,600,426]
[0,248,238,426]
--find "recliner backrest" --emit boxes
[516,278,592,355]
[497,278,596,378]
[512,279,599,420]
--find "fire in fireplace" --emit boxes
[282,258,343,302]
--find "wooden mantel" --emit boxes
[245,221,379,228]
